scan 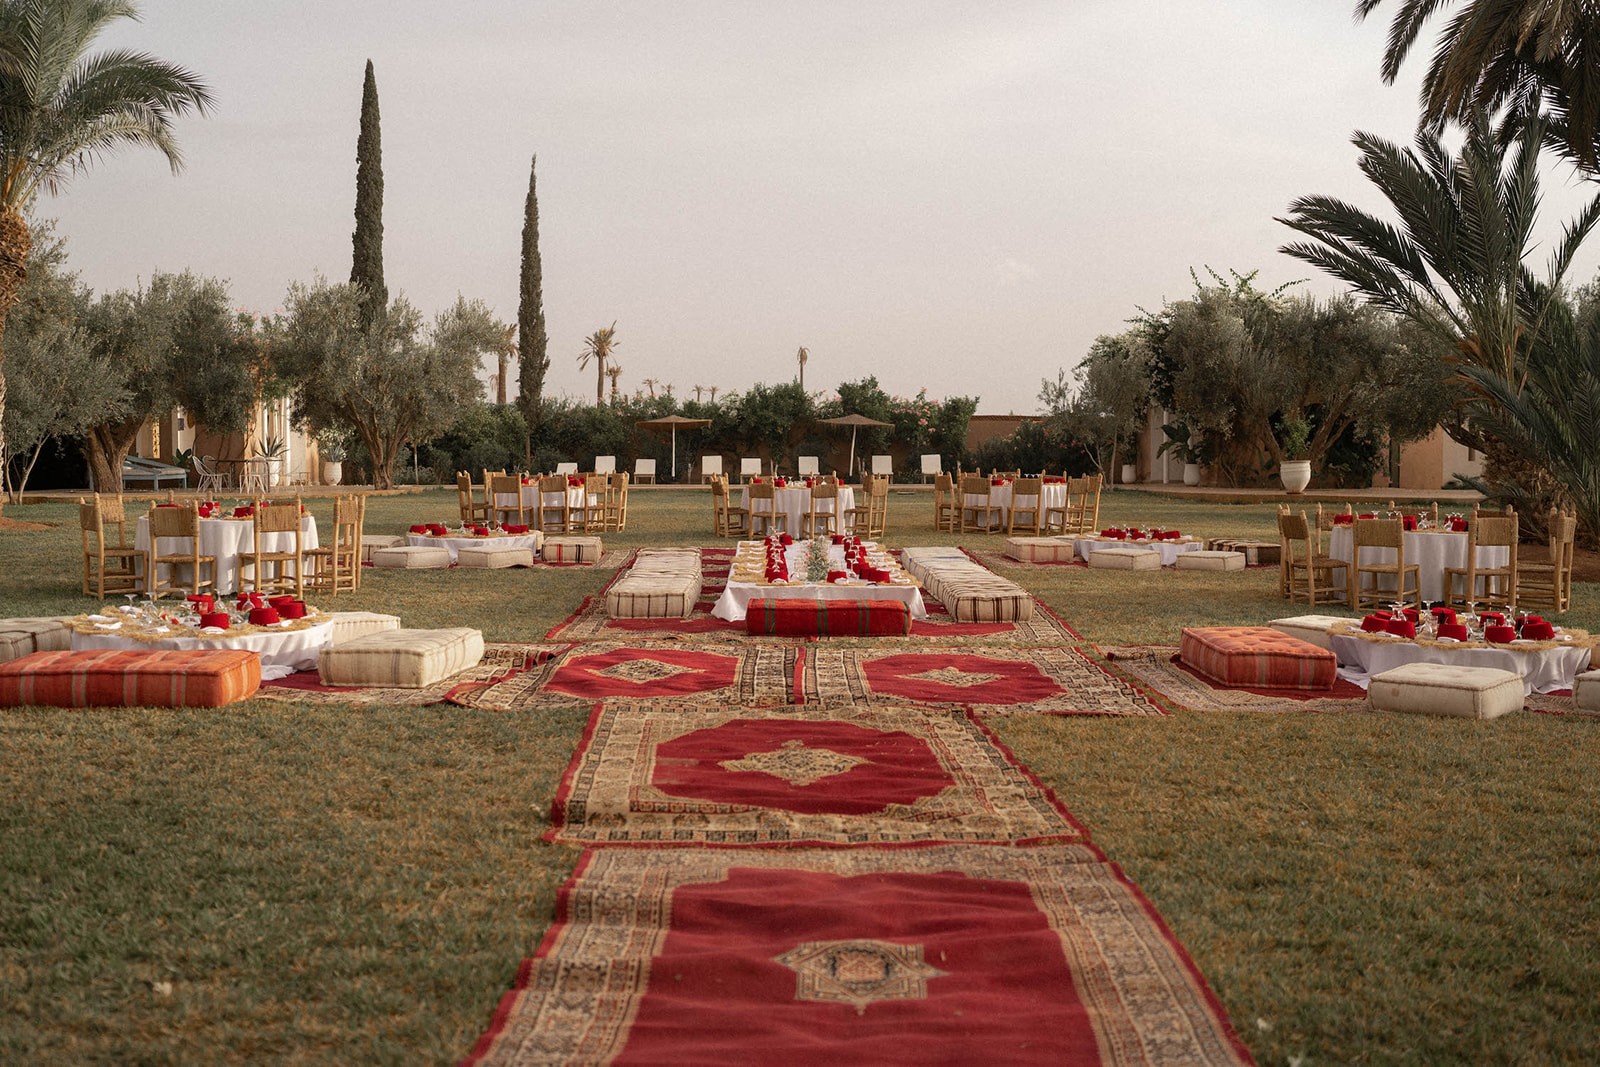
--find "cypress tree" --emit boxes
[517,155,549,463]
[351,59,386,330]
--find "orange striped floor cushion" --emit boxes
[745,598,912,637]
[1179,626,1337,691]
[0,649,261,707]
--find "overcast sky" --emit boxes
[50,1,1600,414]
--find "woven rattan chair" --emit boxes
[1516,510,1577,613]
[489,474,526,527]
[932,473,958,533]
[605,472,630,532]
[580,473,607,532]
[457,471,491,524]
[536,475,570,533]
[146,502,216,596]
[1008,477,1044,535]
[712,478,749,537]
[239,499,305,596]
[1279,509,1347,606]
[1443,515,1518,609]
[959,475,999,534]
[305,494,364,595]
[747,481,783,536]
[80,495,145,597]
[801,480,840,537]
[1349,517,1419,610]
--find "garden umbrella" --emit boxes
[636,414,712,481]
[817,413,893,476]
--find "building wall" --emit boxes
[1397,428,1483,490]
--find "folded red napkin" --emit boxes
[1430,607,1457,624]
[1360,614,1390,633]
[804,479,815,488]
[780,534,793,546]
[427,524,448,536]
[409,524,427,533]
[199,611,230,630]
[991,478,1007,486]
[186,594,215,612]
[1449,518,1468,531]
[1401,607,1420,623]
[268,595,297,610]
[826,570,847,583]
[237,592,264,609]
[197,504,217,518]
[1359,513,1377,519]
[1479,611,1506,626]
[1333,514,1353,525]
[233,506,254,518]
[1522,621,1555,640]
[1403,515,1418,530]
[281,601,307,620]
[1524,615,1545,626]
[774,478,788,487]
[505,523,529,534]
[1437,623,1469,641]
[248,607,280,626]
[1484,625,1516,644]
[1385,618,1417,638]
[1100,529,1124,539]
[567,475,583,487]
[831,534,844,544]
[1044,476,1065,484]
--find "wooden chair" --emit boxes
[457,471,491,524]
[1078,474,1103,534]
[580,473,607,531]
[865,473,889,538]
[306,494,364,595]
[536,475,571,533]
[1349,517,1420,610]
[605,472,630,532]
[959,475,1000,534]
[239,499,305,596]
[1442,515,1518,609]
[919,454,942,483]
[1007,477,1044,535]
[932,473,958,532]
[489,474,526,527]
[801,480,841,537]
[146,502,216,597]
[1279,510,1348,606]
[1516,510,1577,613]
[747,481,784,536]
[79,495,145,597]
[1043,477,1075,534]
[712,479,749,537]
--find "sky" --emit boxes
[50,1,1600,414]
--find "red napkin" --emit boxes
[186,594,215,613]
[1385,619,1417,639]
[1437,623,1469,641]
[268,595,296,610]
[826,570,848,583]
[774,478,788,487]
[282,601,308,620]
[1101,529,1125,539]
[237,592,264,609]
[1401,607,1420,624]
[1402,515,1418,530]
[199,611,230,630]
[1333,514,1353,525]
[1430,607,1457,624]
[248,607,280,626]
[409,524,427,533]
[1522,621,1555,640]
[427,524,448,536]
[1524,615,1545,626]
[1449,518,1468,532]
[1044,476,1064,484]
[1359,512,1376,519]
[233,506,254,518]
[1126,529,1144,540]
[505,524,528,534]
[991,478,1007,486]
[831,534,844,544]
[197,504,216,518]
[804,478,815,488]
[780,533,793,546]
[1484,625,1516,644]
[1479,611,1506,626]
[1360,614,1390,633]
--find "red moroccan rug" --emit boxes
[253,643,567,708]
[800,646,1164,716]
[1096,646,1370,715]
[447,641,801,710]
[546,705,1088,847]
[463,845,1252,1066]
[546,547,1083,646]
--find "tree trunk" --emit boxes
[596,359,605,406]
[0,208,33,519]
[497,351,508,405]
[84,420,141,494]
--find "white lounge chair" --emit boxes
[594,455,617,475]
[634,458,656,484]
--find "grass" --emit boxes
[1,487,1598,1064]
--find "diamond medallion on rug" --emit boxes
[801,646,1164,716]
[462,846,1252,1066]
[546,705,1086,846]
[448,642,800,709]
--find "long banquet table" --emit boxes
[712,540,926,622]
[135,514,320,595]
[1327,527,1510,604]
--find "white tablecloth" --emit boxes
[1328,527,1511,604]
[1329,630,1592,695]
[960,483,1068,529]
[1072,537,1203,566]
[738,486,857,534]
[712,541,926,621]
[135,515,319,595]
[406,532,543,563]
[497,486,593,518]
[69,617,336,682]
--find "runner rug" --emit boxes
[800,646,1164,716]
[546,547,1082,646]
[463,845,1251,1066]
[448,641,800,710]
[546,704,1087,847]
[252,643,568,708]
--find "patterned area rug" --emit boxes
[462,845,1251,1066]
[1096,646,1367,715]
[448,641,800,710]
[253,643,566,708]
[546,547,1082,646]
[546,705,1088,847]
[800,646,1164,716]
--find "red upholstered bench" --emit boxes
[1179,626,1336,691]
[745,598,912,637]
[0,649,262,708]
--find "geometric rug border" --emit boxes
[1095,645,1371,716]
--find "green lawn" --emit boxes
[2,488,1597,1064]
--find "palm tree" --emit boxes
[1356,0,1600,169]
[577,322,617,405]
[606,363,621,403]
[796,345,807,390]
[0,0,210,510]
[641,377,658,398]
[494,322,517,405]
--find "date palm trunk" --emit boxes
[0,208,33,519]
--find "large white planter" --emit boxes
[1183,462,1201,486]
[323,461,343,486]
[1120,463,1137,485]
[1280,459,1312,494]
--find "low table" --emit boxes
[1327,621,1595,695]
[1073,537,1202,567]
[407,530,543,563]
[69,614,335,682]
[713,540,926,622]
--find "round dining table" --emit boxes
[135,513,319,595]
[961,481,1069,530]
[737,485,857,535]
[1327,526,1510,604]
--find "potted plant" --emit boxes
[1118,439,1139,487]
[318,434,348,486]
[1157,422,1202,486]
[1278,415,1312,494]
[253,435,288,488]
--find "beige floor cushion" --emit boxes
[318,627,485,688]
[1369,662,1523,720]
[371,545,452,569]
[1175,550,1246,572]
[0,617,73,664]
[606,574,702,618]
[1268,615,1353,652]
[1087,547,1162,571]
[1004,537,1075,563]
[361,534,407,562]
[327,611,402,646]
[1575,669,1600,712]
[543,536,604,564]
[457,545,537,569]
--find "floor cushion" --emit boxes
[1574,669,1600,713]
[1179,626,1337,691]
[457,544,537,569]
[0,617,73,663]
[605,574,702,619]
[745,598,912,636]
[543,536,603,564]
[1175,550,1246,572]
[1267,615,1353,652]
[1207,540,1280,566]
[945,585,1034,623]
[1004,537,1075,563]
[361,534,406,562]
[1087,547,1162,571]
[1369,662,1524,720]
[0,648,261,708]
[318,628,485,689]
[371,545,452,569]
[327,611,402,646]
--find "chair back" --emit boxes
[934,472,953,494]
[1277,510,1311,560]
[634,457,656,482]
[740,457,762,480]
[920,454,942,477]
[1353,516,1403,551]
[554,461,578,476]
[870,455,892,477]
[748,481,775,503]
[961,474,990,499]
[701,455,724,480]
[255,500,301,535]
[594,455,616,475]
[1471,515,1518,551]
[148,501,200,540]
[797,456,819,477]
[1013,476,1042,501]
[810,480,839,503]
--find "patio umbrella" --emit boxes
[817,413,893,476]
[636,414,712,482]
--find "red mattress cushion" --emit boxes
[745,598,912,637]
[0,649,262,708]
[1179,626,1336,691]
